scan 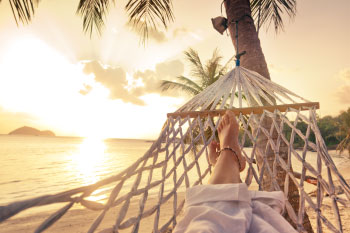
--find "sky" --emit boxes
[0,0,349,139]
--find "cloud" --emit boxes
[125,21,167,43]
[83,61,145,105]
[83,59,184,104]
[125,21,197,44]
[147,29,167,43]
[338,68,350,81]
[335,85,350,104]
[334,68,350,104]
[173,27,190,37]
[79,84,92,95]
[133,59,184,96]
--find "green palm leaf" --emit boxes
[176,76,203,93]
[251,0,296,33]
[160,80,200,96]
[184,48,208,81]
[204,48,223,87]
[218,55,235,76]
[161,48,233,99]
[337,134,350,156]
[77,0,114,36]
[125,0,174,43]
[5,0,39,25]
[336,108,350,157]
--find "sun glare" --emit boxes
[0,35,112,137]
[0,35,87,114]
[70,137,107,185]
[0,35,184,139]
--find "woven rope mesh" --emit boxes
[1,67,349,232]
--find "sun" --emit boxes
[0,35,111,138]
[0,35,84,112]
[0,35,184,139]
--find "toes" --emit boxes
[226,110,235,119]
[208,141,219,166]
[227,111,239,129]
[239,156,246,172]
[208,141,216,152]
[218,116,224,132]
[223,114,229,125]
[227,111,236,124]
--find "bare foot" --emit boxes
[217,111,246,172]
[208,140,220,166]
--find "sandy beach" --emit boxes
[2,159,350,233]
[1,192,185,233]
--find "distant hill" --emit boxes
[9,126,55,136]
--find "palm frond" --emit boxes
[337,134,350,157]
[7,0,40,25]
[218,55,235,76]
[251,0,296,33]
[160,80,200,96]
[125,0,174,44]
[77,0,114,36]
[204,48,223,86]
[184,48,208,82]
[176,76,203,93]
[336,108,350,157]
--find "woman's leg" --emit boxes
[208,111,246,184]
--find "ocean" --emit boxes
[1,134,349,214]
[0,135,154,207]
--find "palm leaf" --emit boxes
[184,48,208,82]
[218,55,235,76]
[125,0,174,44]
[175,76,203,93]
[160,80,200,96]
[77,0,114,36]
[204,48,222,87]
[251,0,296,33]
[337,134,350,157]
[336,108,350,157]
[6,0,39,25]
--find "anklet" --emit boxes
[218,147,241,170]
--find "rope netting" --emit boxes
[1,66,349,233]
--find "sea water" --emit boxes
[1,134,349,213]
[0,135,153,207]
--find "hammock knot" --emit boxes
[72,196,81,204]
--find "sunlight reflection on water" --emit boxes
[70,137,107,185]
[0,135,153,209]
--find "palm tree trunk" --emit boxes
[224,0,313,232]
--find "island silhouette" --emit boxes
[9,126,55,136]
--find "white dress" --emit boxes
[173,183,297,233]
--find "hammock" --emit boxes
[1,66,349,233]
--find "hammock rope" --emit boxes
[1,66,349,233]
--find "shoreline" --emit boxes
[1,151,350,232]
[2,165,350,233]
[1,192,185,233]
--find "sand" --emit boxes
[1,192,184,233]
[306,194,350,233]
[2,161,350,233]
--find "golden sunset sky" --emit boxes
[0,0,349,139]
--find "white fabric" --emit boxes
[173,183,297,233]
